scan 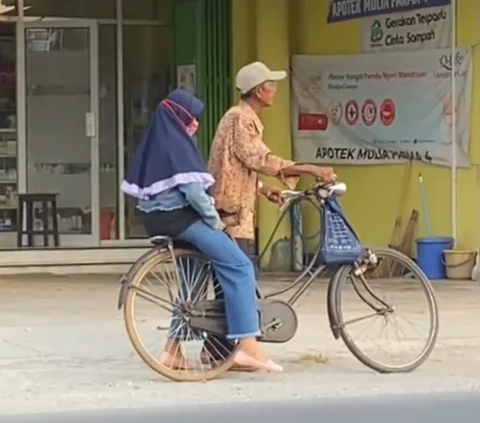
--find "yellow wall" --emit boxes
[232,0,479,262]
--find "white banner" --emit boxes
[361,5,452,53]
[291,48,472,167]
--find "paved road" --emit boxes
[0,277,478,414]
[4,391,479,423]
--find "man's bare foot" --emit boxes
[160,339,195,369]
[159,351,195,370]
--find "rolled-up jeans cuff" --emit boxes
[226,331,261,340]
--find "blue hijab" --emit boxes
[121,89,214,200]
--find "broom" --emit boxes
[389,160,413,250]
[374,161,413,278]
[390,209,419,277]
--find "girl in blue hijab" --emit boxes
[122,89,282,373]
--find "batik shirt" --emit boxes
[208,101,298,239]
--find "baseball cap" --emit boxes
[235,62,287,94]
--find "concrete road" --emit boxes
[4,391,479,423]
[0,276,478,414]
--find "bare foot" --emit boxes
[200,348,257,372]
[234,350,283,372]
[161,339,195,369]
[229,362,258,373]
[238,338,268,362]
[159,351,195,370]
[235,338,283,372]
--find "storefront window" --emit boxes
[0,22,17,240]
[24,0,116,20]
[25,25,93,242]
[123,24,171,238]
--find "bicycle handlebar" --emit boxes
[282,181,347,200]
[279,182,347,212]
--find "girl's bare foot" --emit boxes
[234,350,283,372]
[234,338,283,372]
[200,347,258,372]
[237,338,268,361]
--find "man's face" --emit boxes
[255,81,278,107]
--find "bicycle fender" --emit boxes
[326,265,350,340]
[117,247,165,310]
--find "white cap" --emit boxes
[235,62,287,94]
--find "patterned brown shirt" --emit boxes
[208,101,298,239]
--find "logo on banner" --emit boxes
[345,100,359,125]
[362,99,377,127]
[380,99,396,126]
[439,51,464,71]
[370,20,383,46]
[328,101,343,125]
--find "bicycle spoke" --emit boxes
[132,285,176,313]
[340,310,389,328]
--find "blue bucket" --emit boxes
[416,236,454,280]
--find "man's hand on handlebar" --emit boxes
[309,166,337,183]
[260,184,286,207]
[279,180,347,213]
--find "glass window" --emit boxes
[26,28,89,52]
[25,25,93,240]
[123,25,172,238]
[24,0,116,19]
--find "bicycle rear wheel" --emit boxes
[333,247,439,373]
[123,248,238,382]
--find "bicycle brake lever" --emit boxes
[281,190,301,198]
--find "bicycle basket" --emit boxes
[320,197,362,265]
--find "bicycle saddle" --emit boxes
[149,235,198,251]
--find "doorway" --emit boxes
[23,20,99,246]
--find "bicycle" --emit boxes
[117,181,439,382]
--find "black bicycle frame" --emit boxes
[253,195,331,307]
[254,195,388,313]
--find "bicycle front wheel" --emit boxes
[333,247,439,373]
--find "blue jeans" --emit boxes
[171,220,260,340]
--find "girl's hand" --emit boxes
[215,219,226,231]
